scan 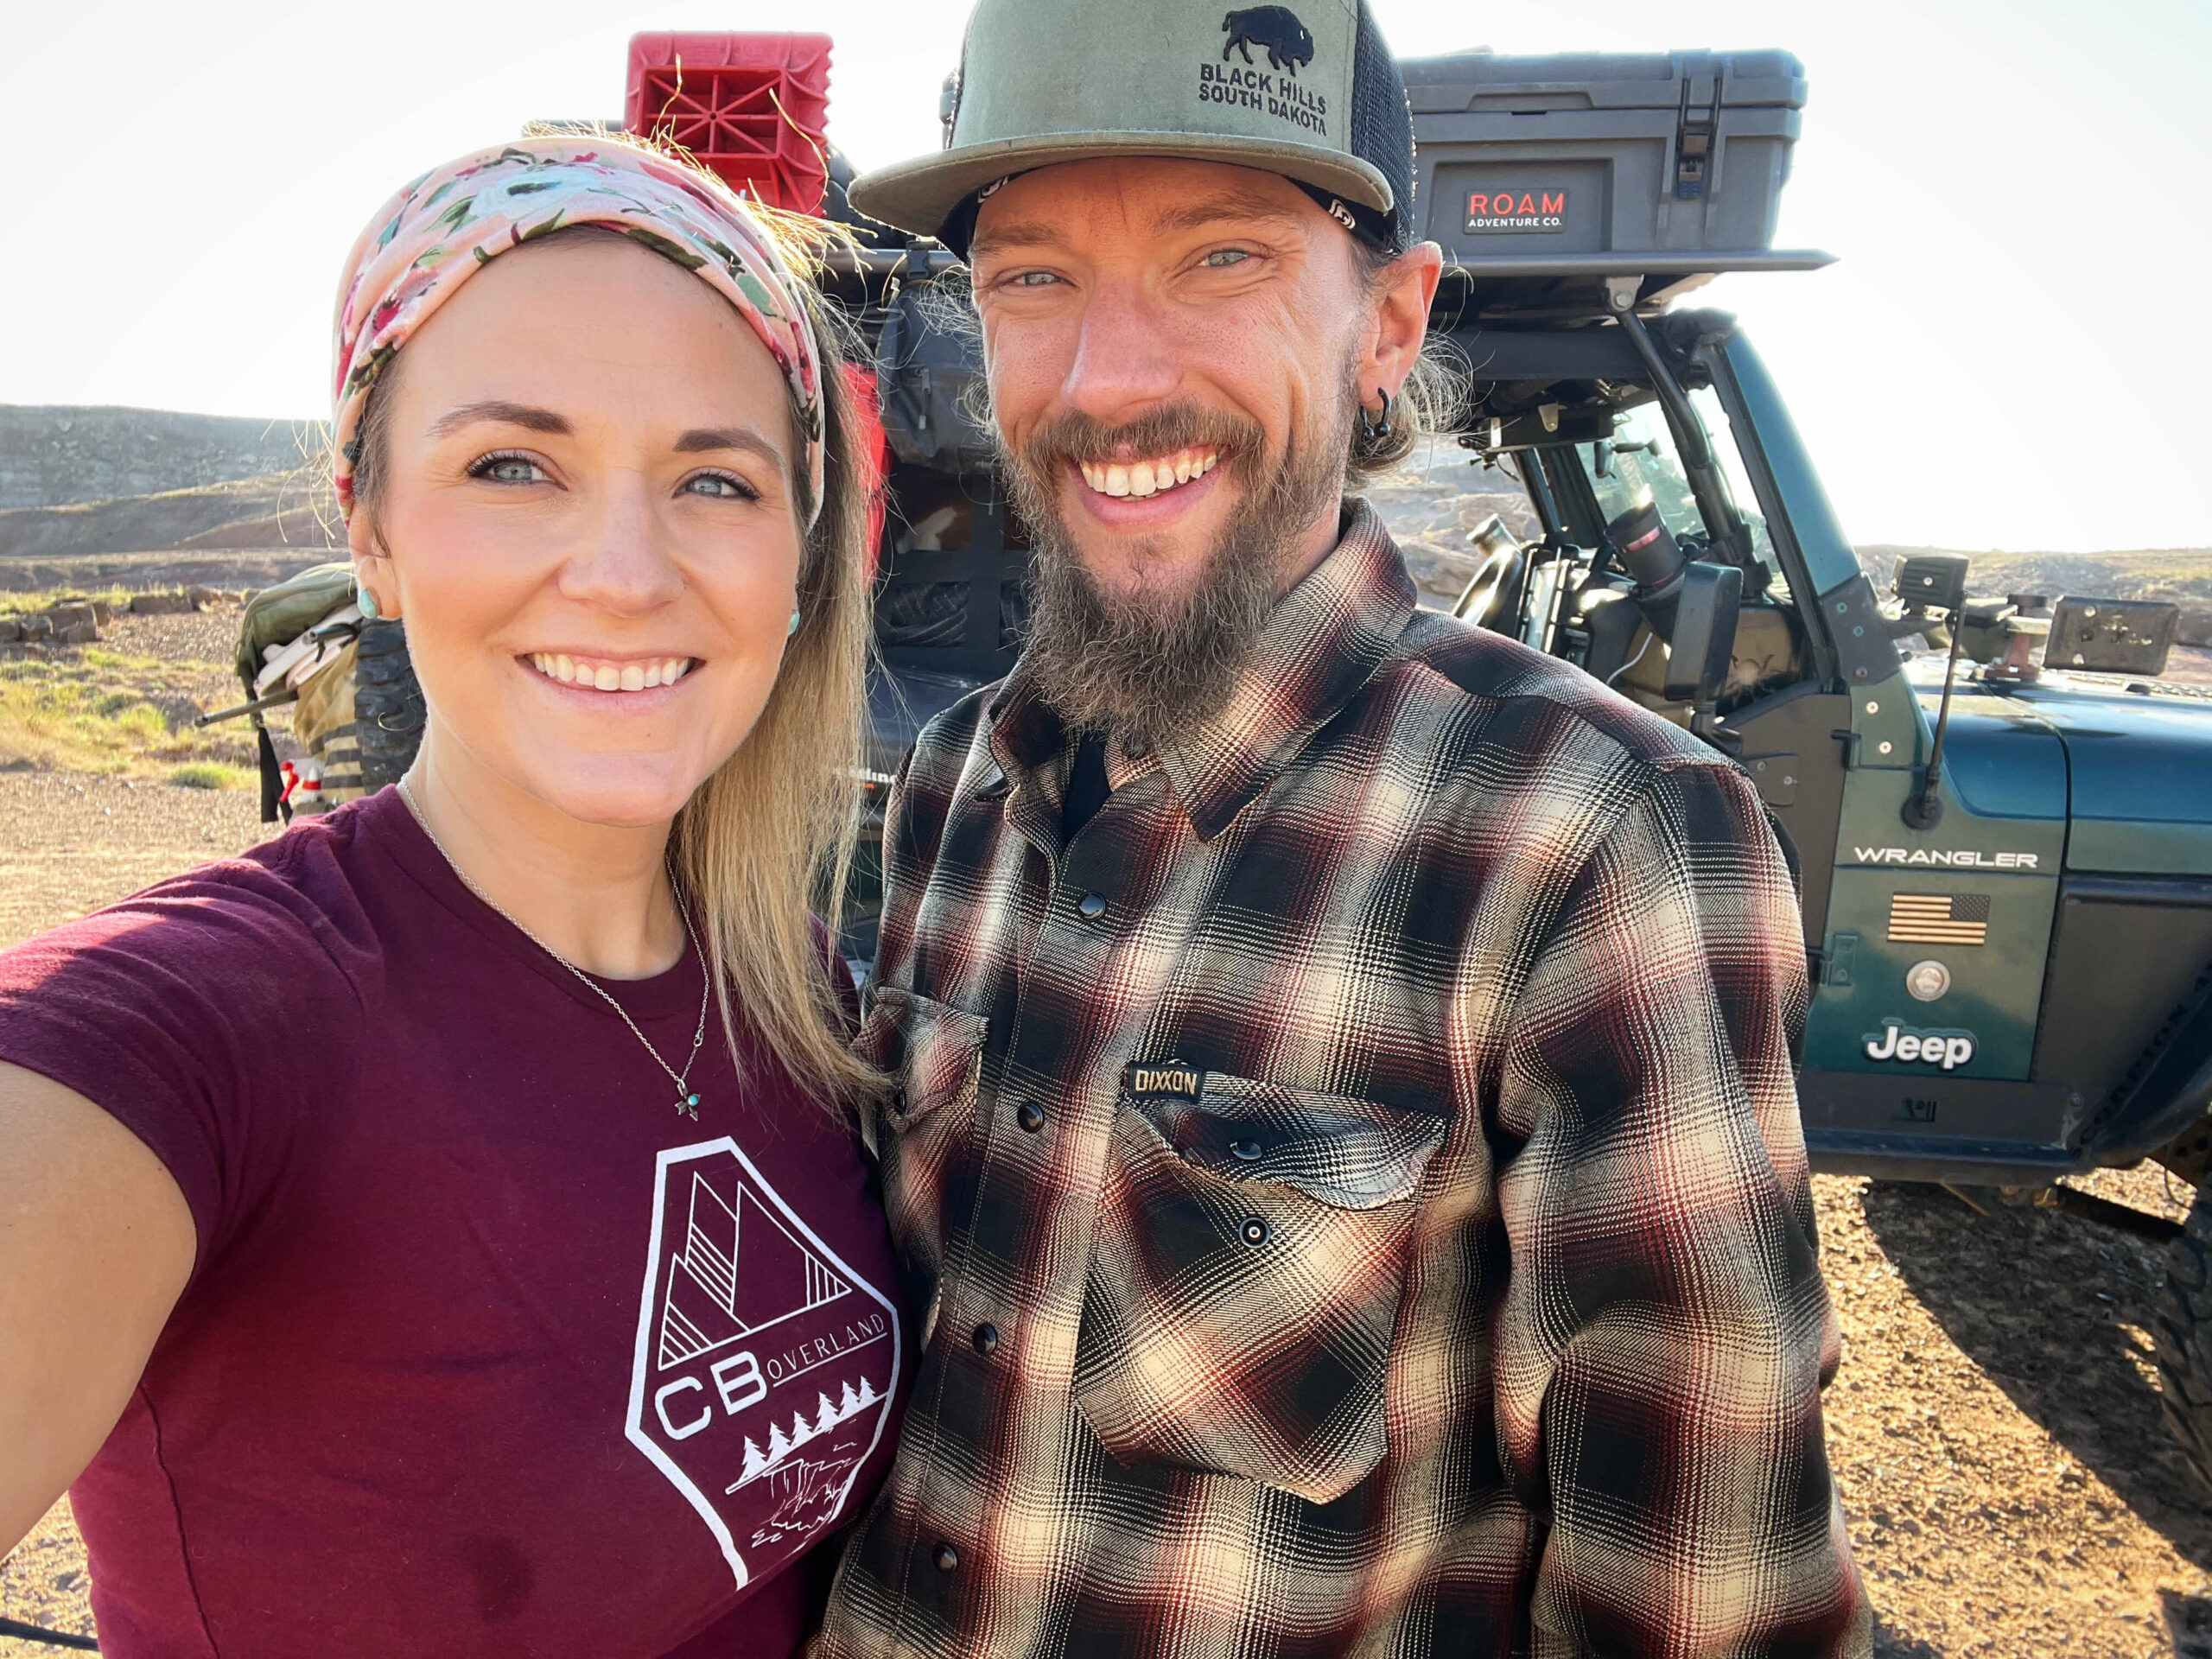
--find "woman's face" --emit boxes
[352,232,806,830]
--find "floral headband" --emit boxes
[332,138,825,526]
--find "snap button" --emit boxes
[1016,1101,1046,1133]
[890,1088,907,1113]
[1240,1217,1270,1247]
[972,1322,1000,1357]
[1077,893,1108,920]
[1229,1139,1263,1162]
[933,1541,959,1573]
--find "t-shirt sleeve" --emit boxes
[0,855,367,1287]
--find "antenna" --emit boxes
[1892,555,1973,831]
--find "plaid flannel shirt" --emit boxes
[821,504,1869,1658]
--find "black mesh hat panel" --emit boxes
[1351,0,1415,251]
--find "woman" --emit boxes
[0,138,900,1656]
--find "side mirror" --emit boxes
[1663,561,1743,704]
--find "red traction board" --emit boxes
[626,33,833,216]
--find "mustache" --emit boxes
[1011,404,1268,476]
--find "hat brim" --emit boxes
[849,130,1395,245]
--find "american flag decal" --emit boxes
[1888,892,1990,945]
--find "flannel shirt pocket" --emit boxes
[1073,1073,1447,1504]
[860,983,988,1134]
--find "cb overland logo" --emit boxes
[1466,188,1567,232]
[1864,1019,1976,1071]
[626,1139,900,1588]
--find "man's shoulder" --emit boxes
[906,678,1003,775]
[1381,608,1732,781]
[893,680,1016,824]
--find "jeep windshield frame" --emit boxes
[1448,311,1864,694]
[1558,385,1789,603]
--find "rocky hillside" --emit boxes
[1,404,327,510]
[1858,545,2212,610]
[0,468,336,562]
[0,405,340,591]
[1367,448,1542,607]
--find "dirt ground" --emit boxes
[7,594,2212,1655]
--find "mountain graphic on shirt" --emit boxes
[657,1170,853,1370]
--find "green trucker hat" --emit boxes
[849,0,1415,256]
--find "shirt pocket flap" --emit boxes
[1122,1072,1446,1210]
[861,984,989,1133]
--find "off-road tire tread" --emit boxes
[352,621,426,790]
[2155,1177,2212,1491]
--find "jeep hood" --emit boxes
[2002,677,2212,874]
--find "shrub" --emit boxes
[168,763,241,790]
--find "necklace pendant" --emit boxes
[677,1093,701,1120]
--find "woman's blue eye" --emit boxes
[682,472,758,501]
[469,453,547,484]
[1203,249,1250,269]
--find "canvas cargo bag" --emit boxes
[233,564,425,821]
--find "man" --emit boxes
[823,2,1871,1654]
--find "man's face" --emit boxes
[969,158,1376,607]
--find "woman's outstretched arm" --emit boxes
[0,1061,195,1554]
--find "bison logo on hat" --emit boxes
[1222,7,1314,77]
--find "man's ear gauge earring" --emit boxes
[356,585,381,621]
[1359,388,1395,442]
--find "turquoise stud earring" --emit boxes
[787,608,803,639]
[357,585,380,621]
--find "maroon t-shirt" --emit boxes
[0,789,907,1658]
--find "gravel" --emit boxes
[98,606,251,683]
[1821,1169,2212,1654]
[0,772,273,953]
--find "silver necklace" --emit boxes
[397,778,712,1119]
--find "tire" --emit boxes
[2155,1178,2212,1491]
[352,620,426,790]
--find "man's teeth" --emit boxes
[1078,448,1219,500]
[528,653,693,691]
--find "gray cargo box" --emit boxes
[1402,50,1829,278]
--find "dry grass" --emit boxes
[167,761,254,790]
[0,585,131,618]
[0,649,255,778]
[0,588,268,785]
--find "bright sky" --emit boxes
[3,0,2206,551]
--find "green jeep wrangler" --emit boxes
[1391,48,2212,1485]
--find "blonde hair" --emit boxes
[671,265,883,1109]
[347,186,882,1112]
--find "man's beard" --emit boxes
[998,391,1350,753]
